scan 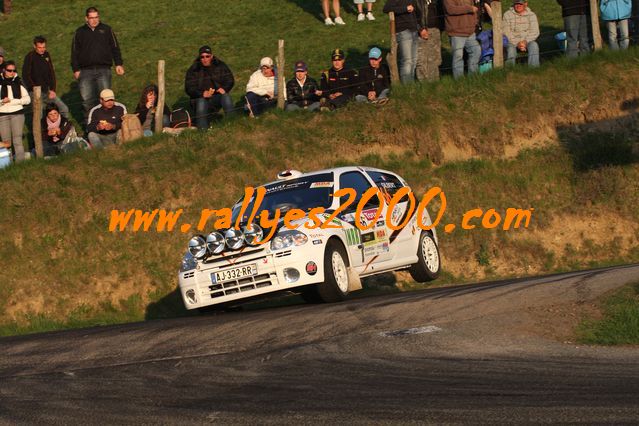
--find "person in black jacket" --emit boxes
[185,45,235,129]
[285,61,322,112]
[356,47,391,105]
[86,88,126,148]
[71,7,125,118]
[41,104,74,157]
[557,0,591,57]
[319,49,359,110]
[135,84,170,136]
[23,36,70,118]
[383,0,424,83]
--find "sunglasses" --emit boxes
[4,69,16,72]
[200,54,212,59]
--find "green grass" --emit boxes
[577,282,639,345]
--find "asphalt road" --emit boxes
[1,265,639,424]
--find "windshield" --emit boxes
[232,173,334,223]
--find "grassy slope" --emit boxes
[1,1,638,335]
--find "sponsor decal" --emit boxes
[361,232,375,245]
[344,228,361,246]
[306,261,318,275]
[310,182,333,188]
[312,239,323,245]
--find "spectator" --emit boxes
[319,49,359,110]
[71,7,125,118]
[135,84,170,136]
[503,0,540,67]
[415,0,445,81]
[0,61,31,163]
[185,45,235,130]
[41,104,74,157]
[0,47,6,73]
[356,47,391,104]
[86,88,126,148]
[323,0,346,25]
[383,0,423,83]
[22,36,70,118]
[245,57,280,117]
[285,61,322,112]
[600,0,632,50]
[355,0,376,20]
[443,0,482,78]
[557,0,591,57]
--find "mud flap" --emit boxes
[347,267,362,292]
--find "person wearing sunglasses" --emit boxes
[0,61,31,163]
[185,45,235,130]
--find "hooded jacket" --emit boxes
[599,0,632,20]
[502,6,540,43]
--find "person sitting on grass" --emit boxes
[285,61,322,112]
[135,84,170,136]
[355,47,391,105]
[245,57,280,118]
[41,104,74,157]
[319,49,358,111]
[503,0,540,67]
[86,88,126,148]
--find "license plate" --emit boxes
[211,264,257,283]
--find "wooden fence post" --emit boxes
[492,1,504,68]
[33,86,43,159]
[387,12,400,84]
[589,0,603,50]
[2,0,11,14]
[277,40,285,110]
[155,60,166,134]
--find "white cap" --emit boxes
[260,57,274,68]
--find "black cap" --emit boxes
[331,48,345,60]
[199,45,212,55]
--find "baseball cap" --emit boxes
[198,45,212,55]
[100,89,115,101]
[260,57,274,68]
[331,48,345,60]
[513,0,526,4]
[294,60,307,72]
[369,47,382,59]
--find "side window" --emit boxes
[338,171,377,211]
[367,171,405,200]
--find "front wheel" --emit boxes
[313,239,350,303]
[408,232,440,282]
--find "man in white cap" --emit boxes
[245,57,282,117]
[503,0,540,66]
[86,88,127,148]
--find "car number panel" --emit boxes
[211,264,258,283]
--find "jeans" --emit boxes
[355,88,390,103]
[245,92,277,116]
[30,91,70,118]
[564,15,590,58]
[396,29,418,83]
[606,19,629,50]
[450,35,481,79]
[193,94,234,129]
[88,131,118,148]
[0,114,25,162]
[506,41,540,67]
[78,67,112,117]
[285,102,321,112]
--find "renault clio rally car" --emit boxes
[178,166,441,311]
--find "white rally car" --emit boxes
[178,166,441,310]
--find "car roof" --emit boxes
[259,166,399,188]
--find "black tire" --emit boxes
[408,231,441,282]
[315,239,350,303]
[299,286,324,304]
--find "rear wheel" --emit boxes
[314,239,350,303]
[408,232,440,282]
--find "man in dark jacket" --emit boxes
[557,0,590,57]
[185,45,235,129]
[285,61,322,112]
[23,36,69,118]
[356,47,391,105]
[86,88,126,148]
[71,7,124,117]
[383,0,424,83]
[415,0,445,81]
[319,49,358,110]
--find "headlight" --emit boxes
[179,251,197,272]
[224,228,244,250]
[271,230,308,250]
[188,235,207,259]
[243,224,264,246]
[206,231,225,254]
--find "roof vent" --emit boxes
[277,169,303,180]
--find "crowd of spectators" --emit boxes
[0,1,636,166]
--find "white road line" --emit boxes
[380,325,442,337]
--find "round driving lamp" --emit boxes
[224,228,245,250]
[243,224,264,246]
[206,231,225,254]
[188,235,207,259]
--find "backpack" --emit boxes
[170,108,192,128]
[121,113,144,142]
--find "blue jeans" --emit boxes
[396,29,418,83]
[285,102,320,112]
[564,15,590,58]
[193,94,234,129]
[245,92,277,116]
[450,35,481,79]
[30,91,70,118]
[606,19,629,50]
[355,88,390,102]
[506,41,540,67]
[78,67,111,116]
